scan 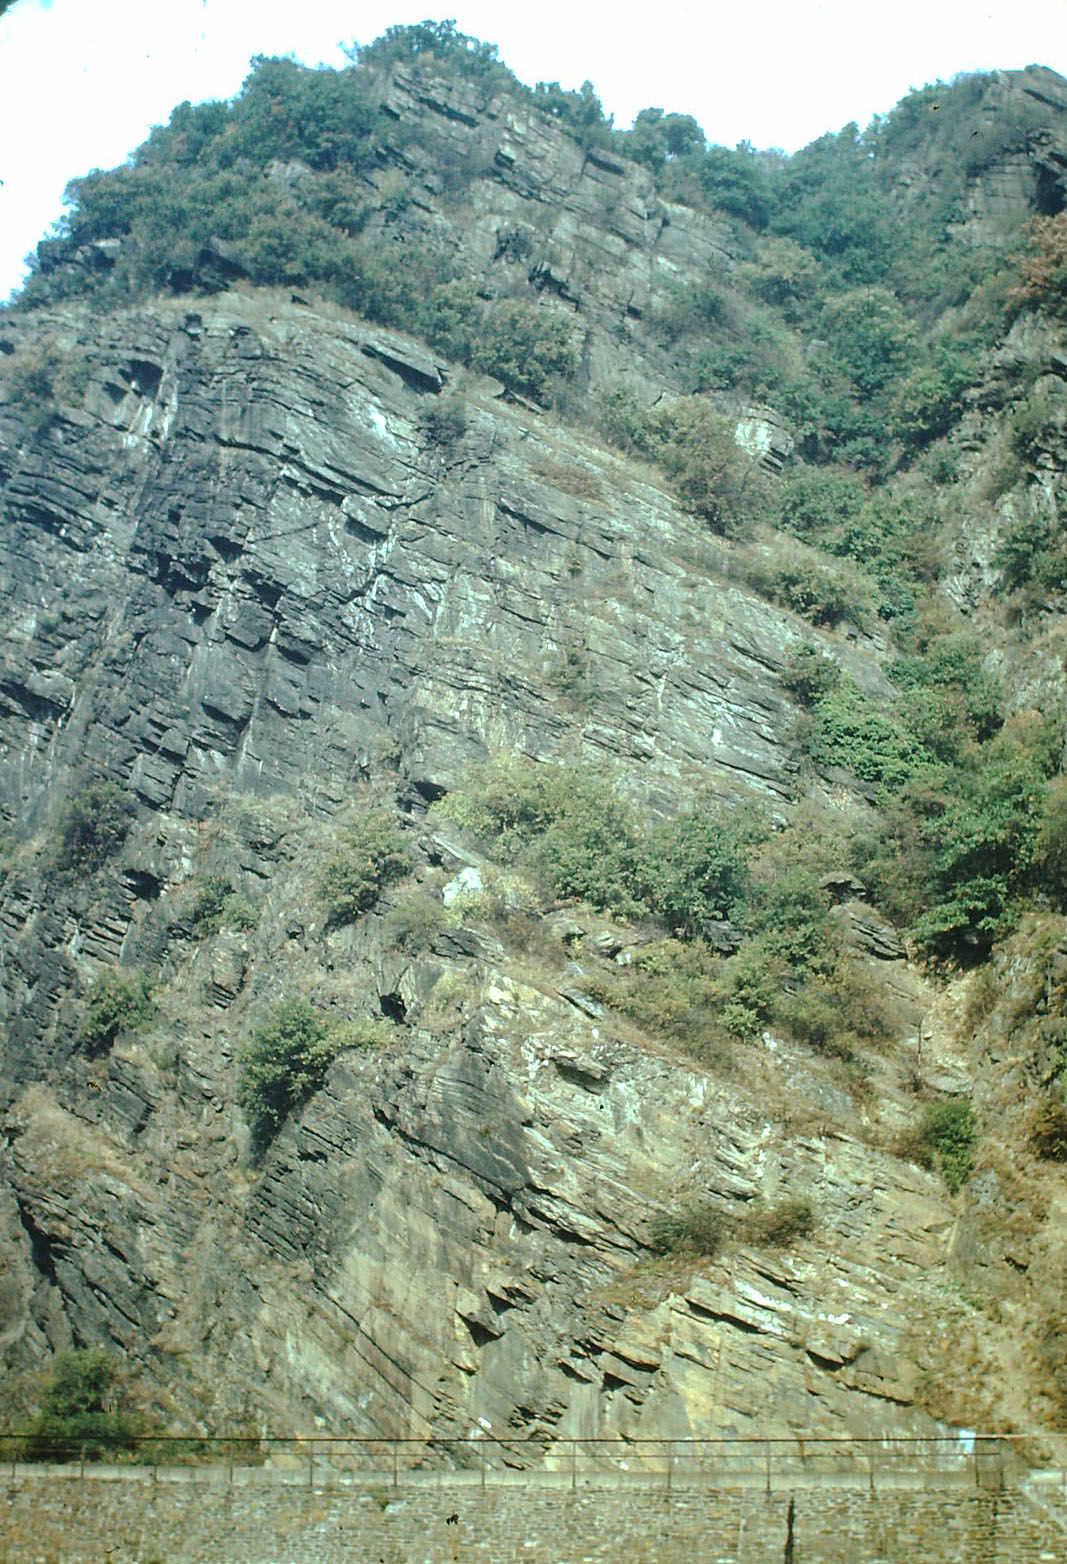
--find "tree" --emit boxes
[647,396,760,531]
[53,782,134,874]
[317,811,410,928]
[639,810,763,938]
[1013,212,1067,319]
[27,1350,139,1462]
[238,998,340,1156]
[81,969,155,1054]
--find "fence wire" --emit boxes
[0,1432,1018,1492]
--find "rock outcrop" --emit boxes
[2,53,1066,1453]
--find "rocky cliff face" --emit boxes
[0,56,1065,1452]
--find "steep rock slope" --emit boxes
[1,44,1067,1452]
[0,292,951,1441]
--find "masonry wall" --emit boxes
[1,1473,1064,1564]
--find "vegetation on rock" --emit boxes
[25,1350,140,1461]
[80,969,155,1055]
[317,811,411,928]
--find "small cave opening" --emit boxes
[412,778,448,805]
[124,868,162,901]
[1035,166,1065,217]
[380,991,407,1024]
[124,358,163,398]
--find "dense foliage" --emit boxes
[236,997,375,1157]
[25,1351,140,1461]
[80,969,155,1054]
[317,810,411,928]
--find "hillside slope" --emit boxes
[1,33,1067,1451]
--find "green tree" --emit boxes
[638,809,764,938]
[318,811,410,928]
[53,782,134,874]
[27,1350,139,1462]
[238,998,340,1156]
[647,396,761,530]
[921,1101,976,1192]
[472,300,582,403]
[81,970,155,1054]
[911,721,1058,953]
[818,288,915,402]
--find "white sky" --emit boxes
[0,0,1064,302]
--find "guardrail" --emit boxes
[0,1433,1021,1493]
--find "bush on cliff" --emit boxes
[238,997,342,1157]
[317,811,411,928]
[80,969,155,1055]
[25,1350,140,1462]
[52,781,134,875]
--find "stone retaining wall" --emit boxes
[1,1473,1064,1563]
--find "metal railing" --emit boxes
[0,1433,1021,1492]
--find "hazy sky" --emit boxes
[1,0,1064,300]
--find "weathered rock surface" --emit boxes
[4,58,1066,1448]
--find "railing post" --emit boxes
[480,1445,486,1490]
[307,1439,314,1490]
[666,1441,673,1493]
[765,1442,771,1496]
[571,1438,577,1492]
[228,1438,234,1487]
[868,1449,875,1495]
[393,1441,399,1488]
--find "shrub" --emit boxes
[651,279,727,343]
[583,938,731,1059]
[646,396,762,531]
[993,512,1054,591]
[747,549,873,628]
[594,385,655,455]
[891,343,975,448]
[433,757,572,860]
[649,1200,727,1257]
[743,870,835,972]
[818,288,914,401]
[383,889,447,952]
[742,1196,816,1248]
[53,782,134,874]
[81,969,155,1054]
[713,937,783,1040]
[533,790,644,914]
[25,1350,139,1462]
[472,300,582,403]
[318,811,410,928]
[189,876,259,936]
[326,1016,396,1051]
[420,393,467,450]
[911,724,1057,954]
[920,1101,976,1193]
[1033,778,1067,907]
[1010,389,1060,465]
[804,675,926,790]
[1030,1098,1067,1162]
[1013,212,1067,320]
[638,807,765,939]
[238,998,341,1156]
[779,466,867,540]
[780,643,843,706]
